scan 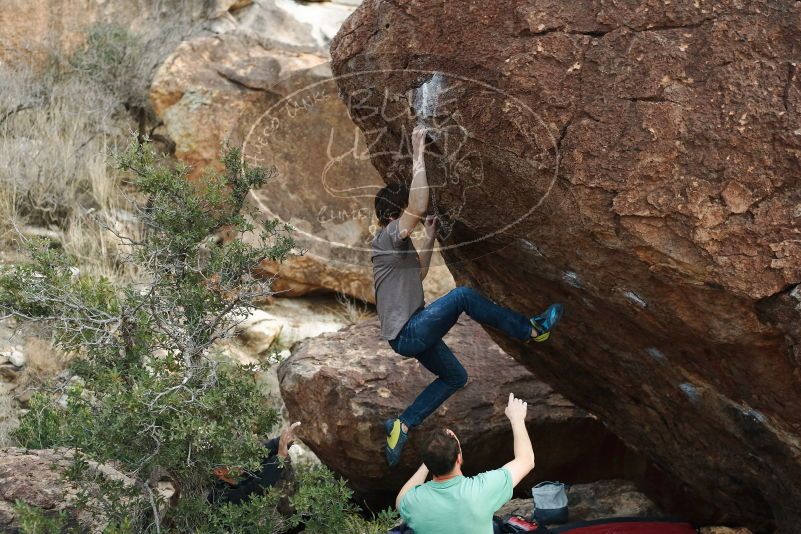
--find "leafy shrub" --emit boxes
[13,501,71,534]
[2,138,289,529]
[293,465,399,534]
[12,391,64,449]
[1,139,396,533]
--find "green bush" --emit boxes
[13,501,70,534]
[69,25,143,103]
[1,139,397,533]
[293,465,399,534]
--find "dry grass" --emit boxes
[16,337,71,392]
[333,292,376,325]
[0,60,132,277]
[0,390,18,447]
[0,5,204,281]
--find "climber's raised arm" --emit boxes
[501,393,535,486]
[397,125,429,239]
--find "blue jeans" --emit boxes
[389,286,532,428]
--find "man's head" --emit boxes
[374,182,410,226]
[421,428,462,476]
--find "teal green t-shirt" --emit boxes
[398,468,513,534]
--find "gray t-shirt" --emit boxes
[371,219,425,340]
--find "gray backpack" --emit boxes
[531,481,569,525]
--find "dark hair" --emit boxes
[421,428,460,476]
[374,182,409,226]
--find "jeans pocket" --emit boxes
[389,332,419,357]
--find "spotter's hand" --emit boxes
[504,393,528,424]
[278,421,301,458]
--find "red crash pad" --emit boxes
[550,518,696,534]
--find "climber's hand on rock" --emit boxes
[424,215,437,240]
[412,125,428,153]
[504,393,528,425]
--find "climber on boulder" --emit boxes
[395,393,536,534]
[372,125,563,466]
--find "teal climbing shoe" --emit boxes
[531,303,564,342]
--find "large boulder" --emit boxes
[149,33,328,173]
[330,1,801,531]
[499,479,662,524]
[210,0,357,52]
[0,448,137,533]
[278,318,668,501]
[151,33,454,302]
[150,36,367,298]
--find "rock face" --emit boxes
[0,448,137,532]
[210,0,357,52]
[235,296,354,354]
[330,1,801,531]
[151,33,454,302]
[498,479,662,524]
[150,36,372,299]
[278,318,664,499]
[0,0,124,64]
[150,33,328,173]
[0,0,353,68]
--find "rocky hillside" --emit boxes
[147,1,455,302]
[1,0,454,302]
[0,448,136,532]
[0,0,790,532]
[330,1,801,531]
